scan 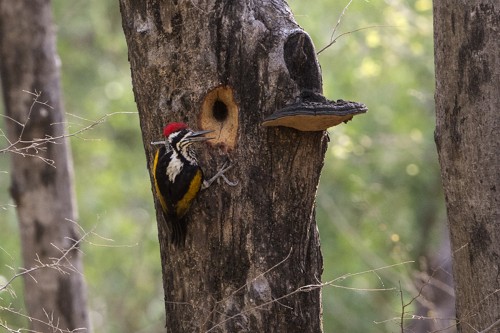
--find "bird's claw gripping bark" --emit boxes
[202,161,238,189]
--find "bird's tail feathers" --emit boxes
[166,213,187,247]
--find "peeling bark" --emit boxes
[119,1,326,332]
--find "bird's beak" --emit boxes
[185,129,215,142]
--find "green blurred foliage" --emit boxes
[290,0,444,331]
[0,0,444,332]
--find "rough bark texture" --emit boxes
[0,1,90,332]
[119,1,326,332]
[433,1,500,332]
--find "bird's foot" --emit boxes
[203,161,238,189]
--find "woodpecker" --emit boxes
[152,122,236,246]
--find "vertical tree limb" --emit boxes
[119,1,326,331]
[433,1,500,332]
[0,0,91,331]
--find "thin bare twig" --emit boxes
[1,90,137,167]
[315,0,396,55]
[199,247,294,328]
[399,281,405,332]
[0,221,132,333]
[332,0,353,40]
[479,318,500,333]
[0,305,87,333]
[317,25,395,55]
[0,226,92,294]
[205,261,412,332]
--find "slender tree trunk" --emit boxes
[433,1,500,332]
[0,1,90,332]
[119,1,326,332]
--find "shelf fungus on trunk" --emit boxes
[262,90,367,131]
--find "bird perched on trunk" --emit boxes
[151,122,236,246]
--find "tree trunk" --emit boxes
[433,1,500,332]
[119,1,326,332]
[0,1,91,332]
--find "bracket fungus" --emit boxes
[262,90,367,132]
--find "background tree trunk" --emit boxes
[433,1,500,332]
[119,1,326,332]
[0,1,91,332]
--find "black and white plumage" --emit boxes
[152,122,236,246]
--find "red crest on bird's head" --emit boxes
[163,122,188,137]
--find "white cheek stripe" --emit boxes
[167,152,183,182]
[182,145,197,164]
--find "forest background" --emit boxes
[0,0,444,332]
